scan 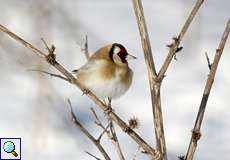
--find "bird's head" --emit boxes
[109,43,136,66]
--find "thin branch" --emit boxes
[158,0,204,81]
[132,0,166,159]
[205,52,212,70]
[109,121,126,160]
[41,38,53,53]
[90,108,111,140]
[80,35,90,60]
[0,24,160,159]
[91,106,126,160]
[133,1,204,159]
[107,99,126,160]
[185,19,230,160]
[84,35,90,60]
[132,0,157,77]
[67,99,111,160]
[27,69,70,82]
[97,123,110,142]
[85,151,103,160]
[91,107,104,126]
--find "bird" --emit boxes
[72,43,136,100]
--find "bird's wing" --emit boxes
[73,59,106,77]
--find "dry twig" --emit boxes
[132,0,166,159]
[84,35,90,60]
[107,99,126,160]
[91,107,126,160]
[80,35,90,60]
[91,101,125,160]
[27,69,70,82]
[205,52,212,70]
[109,120,125,160]
[0,24,160,159]
[132,0,204,159]
[85,151,103,160]
[185,19,230,160]
[158,0,204,81]
[67,99,111,160]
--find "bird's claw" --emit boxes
[104,107,114,115]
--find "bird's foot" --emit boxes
[104,106,114,116]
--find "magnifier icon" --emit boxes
[3,141,18,157]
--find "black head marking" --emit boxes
[109,44,116,62]
[109,43,128,63]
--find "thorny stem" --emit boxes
[132,1,204,160]
[67,99,111,160]
[158,0,204,81]
[185,19,230,160]
[108,99,126,160]
[0,24,160,159]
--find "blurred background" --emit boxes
[0,0,229,159]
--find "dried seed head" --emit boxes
[128,117,139,130]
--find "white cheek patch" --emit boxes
[113,46,121,54]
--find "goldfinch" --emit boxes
[72,43,136,99]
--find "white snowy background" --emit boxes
[0,0,229,160]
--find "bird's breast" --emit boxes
[76,60,133,99]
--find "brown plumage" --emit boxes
[73,43,136,99]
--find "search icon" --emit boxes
[3,141,18,157]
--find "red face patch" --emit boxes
[118,50,128,63]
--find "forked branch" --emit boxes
[132,0,166,159]
[0,24,160,159]
[132,1,204,159]
[67,99,111,160]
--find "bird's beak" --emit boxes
[126,54,137,60]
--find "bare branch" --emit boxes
[133,1,204,159]
[85,151,103,160]
[107,99,126,160]
[97,123,110,142]
[132,0,166,159]
[109,121,126,160]
[84,35,90,60]
[90,107,112,142]
[91,108,104,126]
[91,108,110,133]
[91,104,126,160]
[67,99,111,160]
[27,69,70,82]
[132,0,157,77]
[158,0,204,81]
[0,24,160,159]
[185,18,230,160]
[205,52,212,70]
[80,35,90,60]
